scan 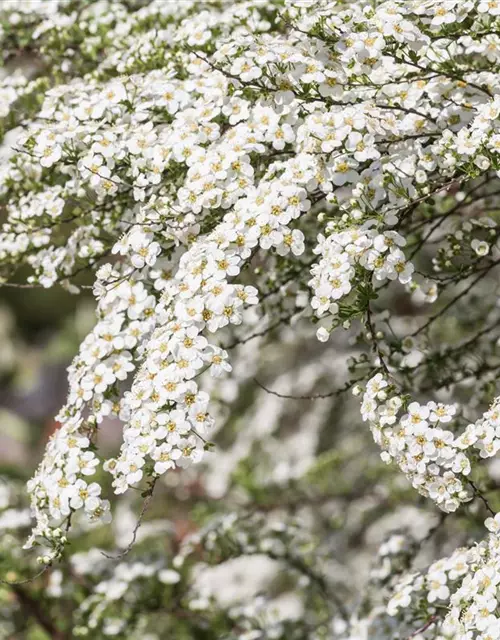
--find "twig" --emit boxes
[411,260,500,337]
[0,565,50,586]
[224,313,295,350]
[407,615,438,639]
[366,303,392,378]
[101,479,157,560]
[253,372,371,400]
[469,480,496,517]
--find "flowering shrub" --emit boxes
[4,0,500,637]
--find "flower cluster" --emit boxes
[361,374,471,512]
[310,228,413,340]
[387,545,472,618]
[385,522,500,639]
[4,0,500,637]
[0,0,495,551]
[361,373,500,514]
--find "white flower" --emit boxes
[471,239,490,256]
[316,327,330,342]
[151,443,182,475]
[158,569,181,584]
[427,571,450,602]
[485,514,500,533]
[68,480,102,511]
[387,585,413,615]
[39,145,62,167]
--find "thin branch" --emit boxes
[366,303,392,378]
[0,565,50,586]
[469,480,496,517]
[407,615,438,639]
[224,312,296,350]
[253,371,371,400]
[101,479,157,560]
[411,260,500,337]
